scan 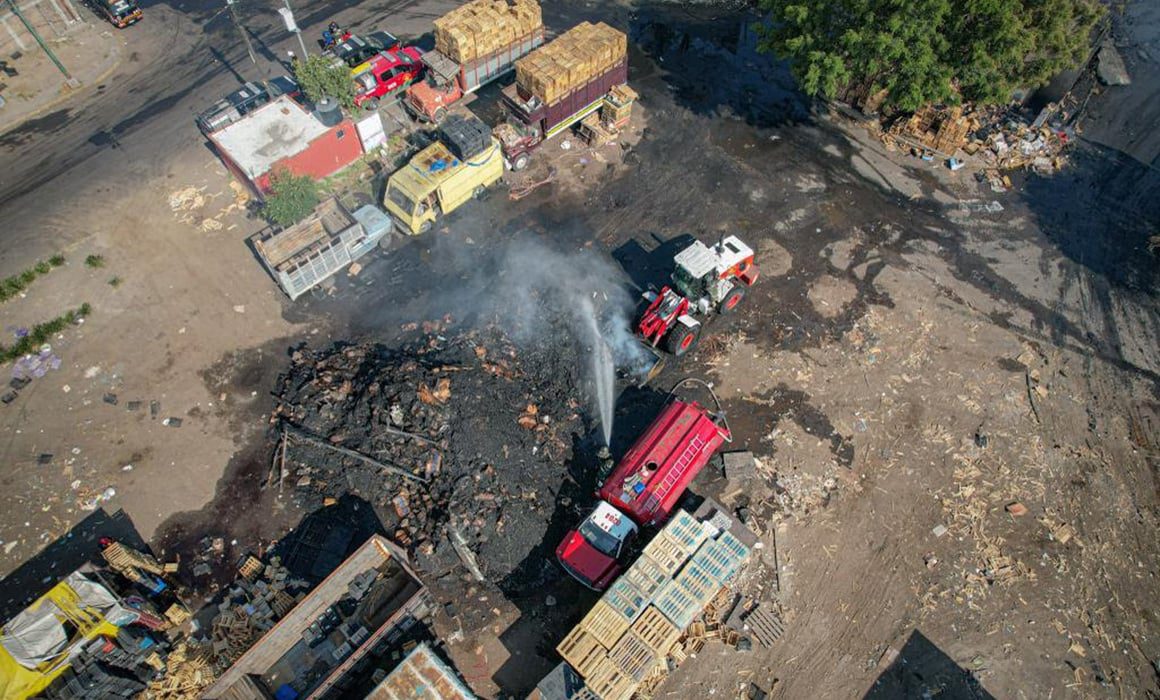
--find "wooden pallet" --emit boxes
[642,533,690,576]
[608,631,657,681]
[663,510,709,552]
[557,626,609,679]
[624,554,668,599]
[740,603,784,648]
[671,561,721,602]
[604,578,648,622]
[630,606,681,654]
[584,657,637,700]
[579,599,631,648]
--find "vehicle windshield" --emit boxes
[354,72,375,94]
[578,519,622,558]
[111,0,134,14]
[385,185,416,214]
[672,265,704,300]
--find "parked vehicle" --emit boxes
[195,76,302,135]
[91,0,141,27]
[404,26,543,123]
[556,390,731,590]
[328,31,402,68]
[382,116,503,235]
[638,236,759,357]
[493,23,628,170]
[352,47,424,110]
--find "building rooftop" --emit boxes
[210,95,329,179]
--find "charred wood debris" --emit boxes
[268,322,589,593]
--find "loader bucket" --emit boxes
[630,344,666,387]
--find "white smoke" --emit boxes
[428,236,654,442]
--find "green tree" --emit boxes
[264,169,320,228]
[756,0,1103,112]
[292,55,355,110]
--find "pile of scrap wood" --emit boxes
[144,642,216,699]
[515,22,627,104]
[434,0,541,63]
[884,105,979,157]
[882,104,1073,175]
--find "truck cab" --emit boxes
[93,0,141,27]
[493,117,541,171]
[556,398,730,590]
[382,122,504,235]
[352,47,425,110]
[555,501,637,590]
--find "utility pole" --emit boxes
[277,0,308,60]
[5,0,77,86]
[225,0,258,67]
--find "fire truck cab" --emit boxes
[556,398,730,590]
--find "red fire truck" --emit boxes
[556,394,731,590]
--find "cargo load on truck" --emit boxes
[407,0,545,123]
[434,0,542,64]
[382,116,504,235]
[514,21,627,105]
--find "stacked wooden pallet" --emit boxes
[515,21,627,105]
[434,0,542,63]
[555,508,751,700]
[145,642,217,699]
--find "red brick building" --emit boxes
[208,95,364,198]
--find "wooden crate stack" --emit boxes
[515,22,627,105]
[145,642,217,699]
[553,509,754,700]
[434,0,542,64]
[601,84,638,131]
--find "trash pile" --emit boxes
[881,104,1073,179]
[270,325,588,592]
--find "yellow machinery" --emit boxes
[383,137,504,235]
[0,575,121,699]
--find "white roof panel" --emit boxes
[211,96,329,179]
[673,240,718,279]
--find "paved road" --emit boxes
[0,0,448,258]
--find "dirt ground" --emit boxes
[0,1,1157,698]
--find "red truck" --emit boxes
[556,397,731,590]
[352,47,425,110]
[404,26,544,123]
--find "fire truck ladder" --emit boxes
[643,434,706,514]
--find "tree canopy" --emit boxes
[263,169,320,228]
[755,0,1103,112]
[292,55,356,110]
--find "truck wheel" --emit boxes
[720,287,746,314]
[473,185,486,199]
[513,154,530,171]
[666,323,700,356]
[364,98,380,111]
[433,107,448,123]
[419,220,433,234]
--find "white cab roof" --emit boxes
[674,235,753,278]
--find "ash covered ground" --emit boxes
[272,326,593,596]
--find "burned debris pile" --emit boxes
[271,326,588,592]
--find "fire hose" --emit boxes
[667,377,732,443]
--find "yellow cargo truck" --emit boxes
[383,119,504,235]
